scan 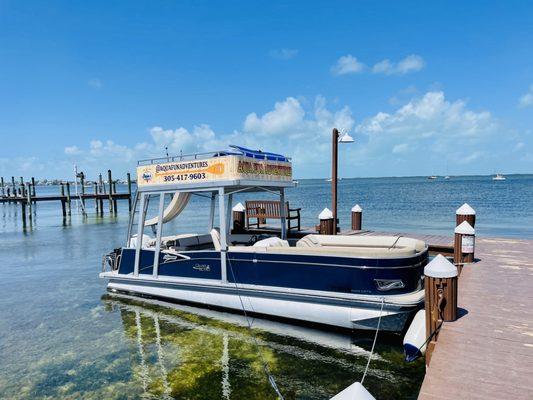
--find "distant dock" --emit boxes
[0,170,133,226]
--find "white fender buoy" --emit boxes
[403,309,426,362]
[330,382,376,400]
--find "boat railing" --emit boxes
[137,149,240,166]
[137,146,291,166]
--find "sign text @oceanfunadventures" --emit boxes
[137,155,292,187]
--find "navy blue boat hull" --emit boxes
[117,248,426,296]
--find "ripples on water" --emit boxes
[0,175,531,399]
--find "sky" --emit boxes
[0,0,532,179]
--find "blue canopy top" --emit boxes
[229,145,289,162]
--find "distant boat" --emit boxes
[492,174,506,181]
[325,178,342,182]
[427,176,438,180]
[444,176,450,180]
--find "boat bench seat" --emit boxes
[293,234,426,257]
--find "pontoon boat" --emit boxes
[100,146,427,332]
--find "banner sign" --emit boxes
[461,235,475,254]
[137,155,292,187]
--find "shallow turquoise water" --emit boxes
[0,175,531,399]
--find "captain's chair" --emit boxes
[210,228,221,251]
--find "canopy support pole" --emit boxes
[126,191,139,245]
[226,193,233,238]
[134,193,148,277]
[153,193,165,278]
[280,188,287,240]
[208,192,216,231]
[218,187,228,283]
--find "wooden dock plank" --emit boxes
[418,237,533,400]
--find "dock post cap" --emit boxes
[424,254,458,278]
[455,220,475,235]
[456,203,475,215]
[232,202,245,212]
[330,381,375,400]
[318,207,333,220]
[351,204,363,212]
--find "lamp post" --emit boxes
[331,128,354,234]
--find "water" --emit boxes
[0,175,531,399]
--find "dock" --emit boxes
[418,236,533,399]
[236,211,533,399]
[0,170,133,226]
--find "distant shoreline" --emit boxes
[1,173,531,185]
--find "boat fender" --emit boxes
[330,382,376,400]
[403,309,426,362]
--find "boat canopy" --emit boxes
[136,145,294,193]
[128,146,295,272]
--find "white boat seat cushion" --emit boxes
[252,237,290,248]
[295,234,426,257]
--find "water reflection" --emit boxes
[103,294,424,399]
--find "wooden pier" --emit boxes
[418,236,533,400]
[0,170,133,226]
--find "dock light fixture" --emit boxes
[331,128,354,235]
[338,132,355,143]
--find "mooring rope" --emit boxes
[226,255,285,400]
[361,297,385,385]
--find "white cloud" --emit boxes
[372,55,425,75]
[356,91,499,164]
[269,48,298,60]
[331,55,365,75]
[519,85,533,108]
[64,145,81,155]
[10,91,530,179]
[243,97,305,135]
[392,143,409,154]
[57,96,355,177]
[88,78,103,89]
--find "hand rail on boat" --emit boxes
[137,147,292,166]
[137,149,239,166]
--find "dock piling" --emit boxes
[424,254,458,366]
[232,203,246,232]
[93,183,99,214]
[21,194,26,227]
[66,182,71,216]
[20,177,26,198]
[80,172,86,209]
[107,170,113,213]
[351,204,363,230]
[26,183,32,223]
[454,221,475,273]
[99,174,105,195]
[112,182,118,214]
[317,208,335,235]
[60,183,66,218]
[456,203,476,228]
